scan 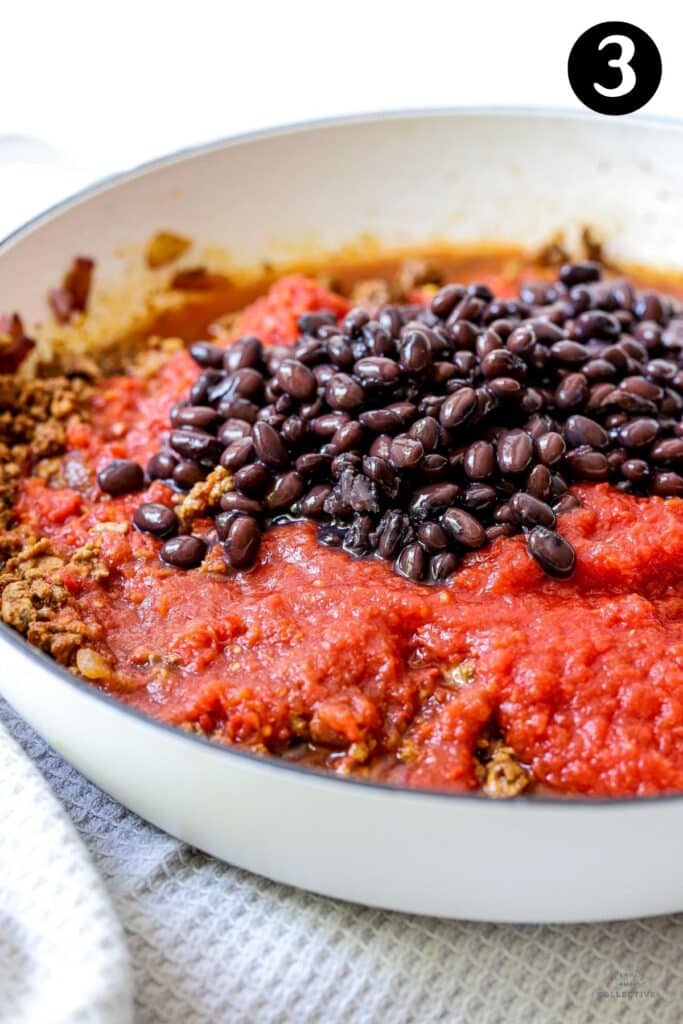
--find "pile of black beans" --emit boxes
[100,260,683,580]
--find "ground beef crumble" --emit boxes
[0,372,103,670]
[475,737,531,798]
[0,533,107,666]
[0,374,93,526]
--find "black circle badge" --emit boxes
[568,22,662,115]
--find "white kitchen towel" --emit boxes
[1,696,683,1024]
[0,717,133,1024]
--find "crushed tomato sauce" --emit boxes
[9,264,683,797]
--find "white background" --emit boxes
[1,0,682,237]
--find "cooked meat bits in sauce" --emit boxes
[3,250,683,798]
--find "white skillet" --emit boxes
[2,110,683,923]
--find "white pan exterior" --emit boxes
[1,110,683,923]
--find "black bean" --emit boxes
[650,438,683,464]
[411,483,459,518]
[619,376,663,402]
[299,484,332,517]
[216,397,259,423]
[328,420,364,455]
[527,527,575,578]
[652,471,683,496]
[527,318,566,342]
[565,447,610,481]
[635,322,664,349]
[572,311,620,341]
[280,416,306,446]
[98,459,144,496]
[264,346,289,375]
[386,402,418,425]
[486,524,516,541]
[276,358,317,400]
[298,310,337,335]
[369,434,393,460]
[476,329,504,360]
[354,356,402,386]
[550,340,590,365]
[343,307,370,336]
[442,507,487,549]
[190,369,223,405]
[600,389,658,416]
[362,456,399,495]
[160,535,207,569]
[265,471,305,511]
[358,408,401,433]
[447,295,486,325]
[190,341,226,368]
[377,512,406,559]
[607,448,628,474]
[221,515,261,569]
[555,373,588,410]
[219,438,253,471]
[526,414,554,440]
[223,336,263,372]
[173,460,205,489]
[217,418,253,445]
[559,261,601,287]
[417,522,449,552]
[619,338,648,362]
[311,412,349,438]
[252,422,289,468]
[554,493,581,515]
[312,364,335,388]
[325,373,364,410]
[494,502,515,524]
[617,418,659,449]
[497,430,533,475]
[220,492,264,515]
[234,463,271,497]
[134,502,179,537]
[564,415,609,449]
[488,377,523,399]
[431,283,465,318]
[450,321,479,351]
[407,416,439,452]
[170,429,223,464]
[506,325,536,357]
[509,492,555,528]
[583,358,617,381]
[429,551,459,580]
[395,543,426,581]
[481,348,527,380]
[439,387,477,429]
[147,451,177,480]
[377,306,403,335]
[634,293,666,324]
[536,431,566,466]
[622,459,650,483]
[462,484,497,513]
[463,440,495,480]
[400,329,433,374]
[389,436,424,470]
[526,464,552,501]
[172,404,221,432]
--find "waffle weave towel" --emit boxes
[1,697,682,1024]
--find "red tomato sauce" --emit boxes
[14,272,683,797]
